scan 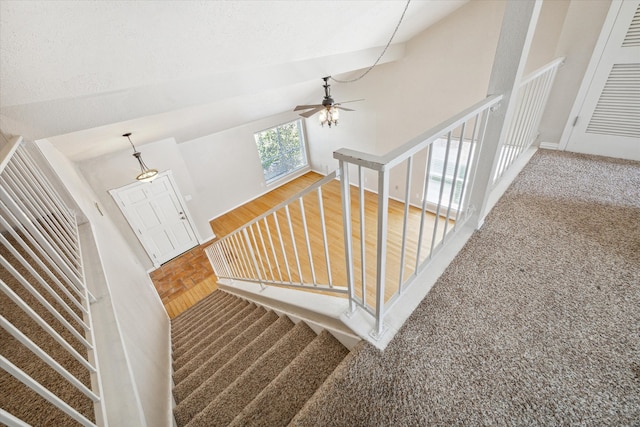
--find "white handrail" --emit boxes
[0,136,22,175]
[333,94,503,171]
[206,58,564,343]
[206,170,350,294]
[493,57,564,183]
[336,95,496,337]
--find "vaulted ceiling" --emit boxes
[0,0,467,160]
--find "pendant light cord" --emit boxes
[123,133,138,153]
[331,0,411,84]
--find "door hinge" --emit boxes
[572,116,579,127]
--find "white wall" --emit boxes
[179,110,312,223]
[79,137,213,269]
[525,0,571,74]
[306,0,507,202]
[36,139,171,427]
[536,0,612,145]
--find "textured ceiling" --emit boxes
[0,0,467,160]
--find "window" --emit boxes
[425,137,474,211]
[254,120,308,183]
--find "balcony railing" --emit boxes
[0,137,105,426]
[493,57,564,183]
[206,58,563,342]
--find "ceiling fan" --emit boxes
[294,77,363,127]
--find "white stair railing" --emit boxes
[335,94,502,338]
[206,171,350,297]
[0,137,104,426]
[493,57,564,183]
[206,57,565,342]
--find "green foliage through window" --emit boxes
[254,120,308,183]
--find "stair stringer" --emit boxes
[216,281,361,351]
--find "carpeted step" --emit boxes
[173,305,267,378]
[172,298,249,356]
[171,291,228,334]
[171,294,241,345]
[173,301,254,363]
[172,295,246,348]
[171,292,239,340]
[174,315,295,424]
[183,321,316,427]
[173,310,279,400]
[288,341,366,427]
[228,330,349,427]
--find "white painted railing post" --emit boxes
[467,0,542,228]
[372,169,390,339]
[242,228,265,289]
[339,160,356,313]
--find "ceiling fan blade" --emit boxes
[335,99,365,105]
[299,107,324,118]
[294,104,323,111]
[336,106,355,112]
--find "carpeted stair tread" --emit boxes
[173,305,267,379]
[173,310,279,399]
[174,315,295,424]
[173,301,254,364]
[172,293,239,340]
[285,151,640,425]
[172,297,249,355]
[184,321,316,427]
[171,291,230,334]
[228,330,349,427]
[288,340,368,427]
[172,295,246,343]
[172,294,242,344]
[171,290,226,328]
[172,298,249,356]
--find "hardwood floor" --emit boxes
[209,175,454,309]
[151,171,454,318]
[151,172,326,319]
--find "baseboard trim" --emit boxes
[539,141,559,150]
[216,282,361,350]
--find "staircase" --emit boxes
[171,290,352,426]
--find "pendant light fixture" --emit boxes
[123,132,158,182]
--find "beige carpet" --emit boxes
[170,290,349,426]
[291,150,640,425]
[1,232,95,426]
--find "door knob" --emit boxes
[180,216,186,220]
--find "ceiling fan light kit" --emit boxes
[319,106,339,127]
[293,1,410,127]
[294,76,360,127]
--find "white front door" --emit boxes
[563,0,640,160]
[111,173,199,265]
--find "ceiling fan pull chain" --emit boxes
[331,0,411,84]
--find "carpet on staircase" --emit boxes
[171,289,351,426]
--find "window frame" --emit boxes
[254,119,310,186]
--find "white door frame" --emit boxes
[558,0,639,155]
[110,170,202,268]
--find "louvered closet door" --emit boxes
[566,0,640,160]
